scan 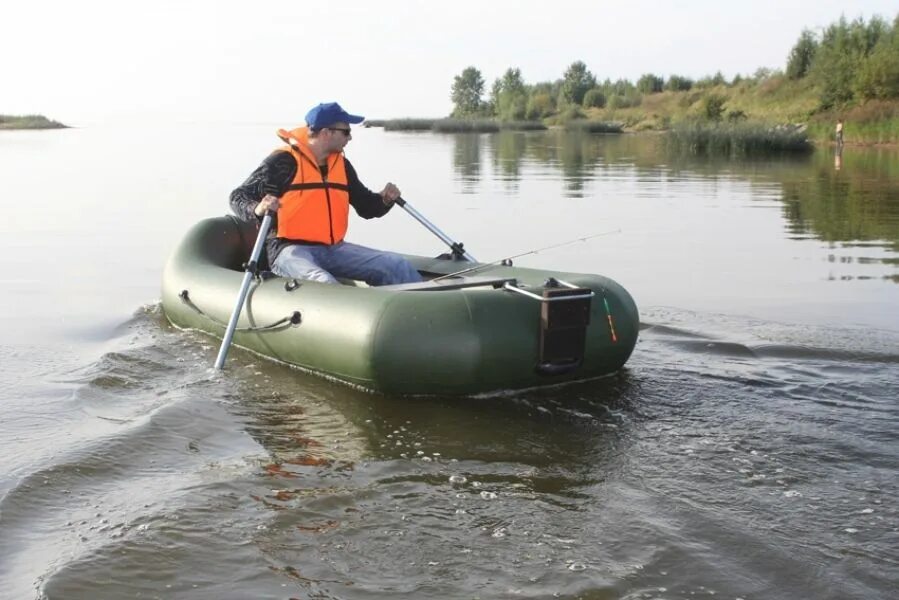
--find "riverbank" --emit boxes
[582,82,899,145]
[375,75,898,145]
[0,114,68,129]
[365,118,621,133]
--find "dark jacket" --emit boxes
[229,151,392,263]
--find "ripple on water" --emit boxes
[3,303,897,599]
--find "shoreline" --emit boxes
[368,118,898,149]
[0,114,69,130]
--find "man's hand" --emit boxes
[254,194,281,217]
[380,183,401,205]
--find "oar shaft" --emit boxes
[396,198,476,262]
[214,213,273,370]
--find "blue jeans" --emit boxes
[271,241,422,286]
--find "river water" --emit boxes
[1,125,897,599]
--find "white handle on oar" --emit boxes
[214,212,273,370]
[395,198,476,262]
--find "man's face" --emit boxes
[324,121,352,151]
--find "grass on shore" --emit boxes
[806,100,899,145]
[368,118,548,133]
[664,121,813,156]
[562,119,623,133]
[0,114,67,129]
[585,78,898,144]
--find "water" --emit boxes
[1,125,897,599]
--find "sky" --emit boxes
[2,0,896,126]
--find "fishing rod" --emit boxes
[432,229,622,282]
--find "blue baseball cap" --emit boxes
[305,102,365,129]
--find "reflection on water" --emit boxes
[780,145,899,253]
[452,133,481,193]
[451,130,899,274]
[454,130,614,196]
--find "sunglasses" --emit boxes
[328,127,351,136]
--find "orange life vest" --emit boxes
[273,127,350,245]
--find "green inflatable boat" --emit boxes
[161,215,639,395]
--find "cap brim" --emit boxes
[344,113,365,124]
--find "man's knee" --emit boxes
[273,252,338,284]
[302,268,339,284]
[379,253,421,285]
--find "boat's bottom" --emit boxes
[161,217,639,395]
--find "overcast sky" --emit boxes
[2,0,895,126]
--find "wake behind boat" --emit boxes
[161,214,639,395]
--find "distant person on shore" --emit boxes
[836,119,844,146]
[229,102,421,286]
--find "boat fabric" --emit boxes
[161,216,641,395]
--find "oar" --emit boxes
[213,211,273,370]
[395,198,477,262]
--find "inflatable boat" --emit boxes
[161,215,639,395]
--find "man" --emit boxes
[230,102,422,286]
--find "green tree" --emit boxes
[494,67,529,120]
[696,71,727,88]
[637,73,664,94]
[560,60,596,105]
[451,66,486,117]
[810,16,889,107]
[488,78,502,116]
[602,78,637,97]
[665,75,693,91]
[752,67,777,84]
[786,29,819,79]
[855,21,899,99]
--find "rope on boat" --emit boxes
[178,290,301,332]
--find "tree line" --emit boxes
[786,14,899,107]
[450,13,899,121]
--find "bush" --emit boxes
[431,119,500,133]
[526,92,555,120]
[556,106,585,123]
[701,95,727,121]
[607,94,642,109]
[382,118,502,133]
[582,88,606,108]
[382,119,437,131]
